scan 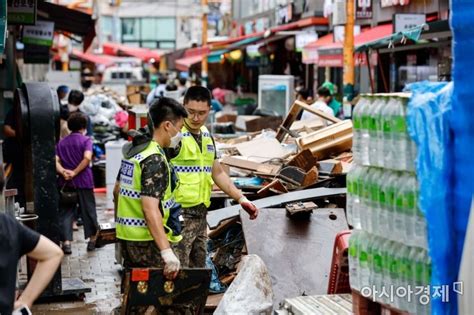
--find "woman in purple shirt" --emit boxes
[56,112,98,254]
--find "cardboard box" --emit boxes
[127,84,150,105]
[216,111,238,123]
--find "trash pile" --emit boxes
[204,100,353,311]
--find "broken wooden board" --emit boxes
[234,137,291,163]
[205,293,225,311]
[221,156,281,175]
[276,100,341,142]
[318,159,343,175]
[297,120,353,160]
[240,207,348,308]
[207,187,346,229]
[287,149,317,172]
[257,179,288,198]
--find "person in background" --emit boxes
[56,85,70,106]
[64,90,93,138]
[0,213,63,314]
[56,112,99,254]
[300,86,335,125]
[167,86,258,271]
[177,77,187,97]
[322,81,344,118]
[296,89,313,105]
[146,75,168,106]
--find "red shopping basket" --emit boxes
[327,230,351,294]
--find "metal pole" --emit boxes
[201,0,208,87]
[343,0,355,103]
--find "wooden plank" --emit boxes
[318,159,343,175]
[240,208,348,308]
[207,187,346,229]
[257,179,288,198]
[287,149,317,172]
[220,156,281,175]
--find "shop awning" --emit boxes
[37,0,96,50]
[355,20,450,52]
[71,49,117,67]
[302,33,334,64]
[175,47,210,72]
[208,35,264,63]
[102,42,162,63]
[304,24,394,67]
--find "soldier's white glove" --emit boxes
[239,196,259,220]
[161,248,180,278]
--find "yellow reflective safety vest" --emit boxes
[171,126,215,208]
[116,141,182,243]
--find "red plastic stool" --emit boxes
[327,230,351,294]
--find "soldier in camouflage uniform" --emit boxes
[166,87,260,270]
[115,97,188,314]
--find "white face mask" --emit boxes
[168,124,183,148]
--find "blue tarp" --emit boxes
[406,81,455,315]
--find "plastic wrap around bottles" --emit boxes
[405,81,455,315]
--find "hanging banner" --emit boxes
[7,0,36,25]
[23,21,54,46]
[356,0,372,19]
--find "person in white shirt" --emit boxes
[146,76,168,106]
[300,86,335,125]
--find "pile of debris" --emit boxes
[204,100,353,312]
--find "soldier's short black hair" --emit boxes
[148,97,188,128]
[183,86,211,107]
[67,112,87,132]
[68,90,84,106]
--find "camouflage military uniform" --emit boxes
[166,132,216,269]
[120,153,169,268]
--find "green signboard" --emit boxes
[23,20,54,46]
[7,0,36,25]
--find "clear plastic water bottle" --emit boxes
[410,248,432,315]
[380,238,394,304]
[392,97,409,171]
[352,97,368,164]
[381,96,395,169]
[360,167,375,232]
[393,172,409,243]
[346,164,358,227]
[381,171,399,240]
[349,230,361,291]
[394,244,411,310]
[368,97,386,167]
[376,96,388,168]
[369,168,383,235]
[370,235,384,302]
[398,244,413,312]
[358,231,371,290]
[376,170,389,237]
[405,173,423,248]
[360,96,373,166]
[400,96,416,172]
[387,241,403,308]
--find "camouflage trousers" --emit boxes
[172,213,208,268]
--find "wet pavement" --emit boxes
[27,193,122,314]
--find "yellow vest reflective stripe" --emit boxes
[116,141,182,243]
[171,126,214,208]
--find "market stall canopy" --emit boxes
[37,0,95,50]
[70,49,117,67]
[175,47,210,72]
[102,42,162,63]
[208,35,264,63]
[355,20,451,52]
[311,24,394,67]
[302,33,334,64]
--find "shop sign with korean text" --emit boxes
[7,0,36,25]
[356,0,372,19]
[394,13,425,33]
[23,21,54,46]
